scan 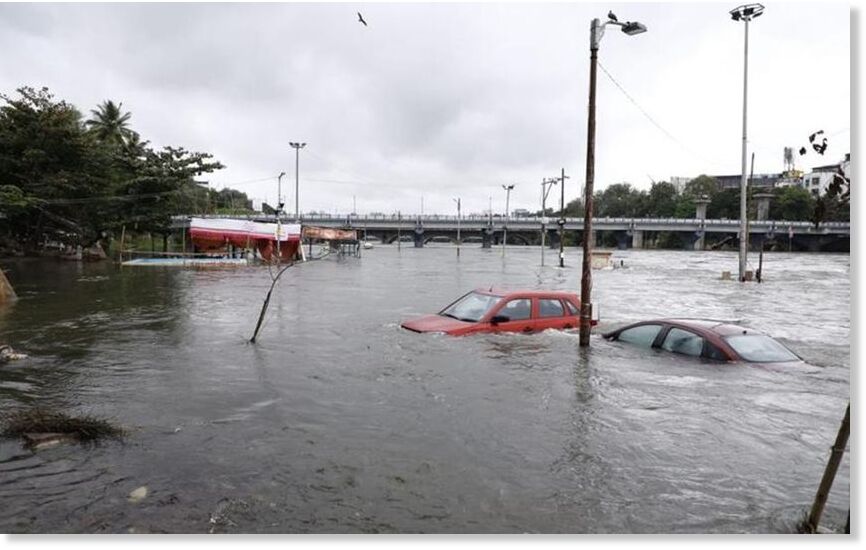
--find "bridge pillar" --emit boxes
[413,223,424,248]
[680,231,701,251]
[695,196,711,220]
[548,229,559,248]
[693,229,705,250]
[631,229,644,249]
[481,227,492,248]
[755,193,774,222]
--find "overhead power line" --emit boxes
[597,61,728,171]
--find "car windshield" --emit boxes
[440,291,501,323]
[723,334,800,363]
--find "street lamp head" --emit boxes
[279,171,286,178]
[289,142,307,149]
[729,4,764,22]
[621,21,647,35]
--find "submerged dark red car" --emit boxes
[602,319,802,364]
[401,288,594,336]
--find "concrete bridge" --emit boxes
[171,214,850,252]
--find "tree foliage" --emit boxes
[0,86,228,251]
[552,171,846,225]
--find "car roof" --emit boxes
[640,318,762,337]
[473,288,578,299]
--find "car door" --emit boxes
[488,297,533,333]
[535,297,574,331]
[659,326,705,358]
[616,323,665,347]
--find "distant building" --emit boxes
[511,208,532,218]
[669,176,690,193]
[666,152,848,197]
[713,173,783,190]
[802,154,849,197]
[670,173,783,193]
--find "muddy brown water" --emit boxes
[0,247,849,533]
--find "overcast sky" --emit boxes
[0,2,853,216]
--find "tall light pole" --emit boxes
[558,167,568,268]
[276,171,286,263]
[540,177,557,266]
[730,4,764,282]
[580,12,647,348]
[277,172,286,216]
[501,184,514,256]
[453,197,461,257]
[289,142,306,222]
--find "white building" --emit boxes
[802,154,849,197]
[669,176,691,193]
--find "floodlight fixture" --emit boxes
[621,21,647,36]
[729,4,764,22]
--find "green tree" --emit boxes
[645,181,678,217]
[563,197,583,217]
[682,174,719,199]
[0,86,226,253]
[86,100,135,147]
[594,183,646,217]
[673,194,695,218]
[0,86,115,247]
[770,186,815,221]
[708,188,740,219]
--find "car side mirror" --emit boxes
[490,315,509,325]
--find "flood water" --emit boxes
[0,246,850,533]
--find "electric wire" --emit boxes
[597,60,729,171]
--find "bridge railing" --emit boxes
[170,214,849,233]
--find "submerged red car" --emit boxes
[401,288,594,336]
[602,319,802,363]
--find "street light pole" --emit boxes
[559,167,567,268]
[579,13,646,348]
[453,197,461,257]
[502,184,514,256]
[277,172,286,217]
[289,142,306,222]
[276,171,286,264]
[541,177,557,266]
[730,4,764,282]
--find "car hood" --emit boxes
[401,314,474,333]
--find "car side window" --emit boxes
[616,324,662,348]
[539,299,565,318]
[564,300,579,316]
[704,342,729,361]
[501,299,531,321]
[661,327,704,357]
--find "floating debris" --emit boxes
[1,408,124,444]
[0,344,28,363]
[22,432,80,450]
[128,486,149,504]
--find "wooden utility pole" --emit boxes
[579,20,600,347]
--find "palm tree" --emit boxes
[86,100,134,147]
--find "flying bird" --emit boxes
[357,12,367,26]
[608,11,618,22]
